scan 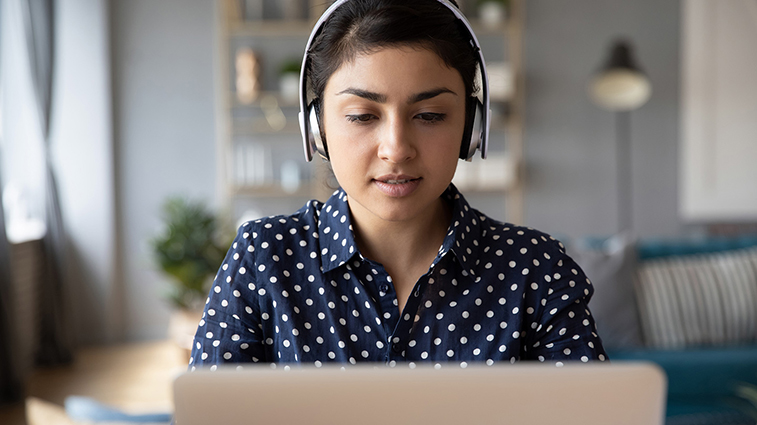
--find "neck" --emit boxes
[349,196,452,273]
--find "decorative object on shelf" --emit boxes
[150,197,231,351]
[486,61,514,102]
[234,143,274,187]
[278,58,302,104]
[280,160,302,194]
[588,39,652,233]
[477,0,509,30]
[235,47,261,104]
[259,94,287,131]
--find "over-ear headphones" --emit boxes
[298,0,490,162]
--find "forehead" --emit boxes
[325,46,464,94]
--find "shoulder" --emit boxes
[240,199,323,240]
[472,213,587,291]
[475,213,567,259]
[227,199,325,265]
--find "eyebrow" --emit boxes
[335,87,457,104]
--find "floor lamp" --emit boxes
[589,40,652,233]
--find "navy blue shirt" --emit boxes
[190,184,607,369]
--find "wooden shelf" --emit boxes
[217,0,526,224]
[231,119,301,136]
[228,20,312,38]
[230,91,300,109]
[226,17,511,38]
[231,182,332,198]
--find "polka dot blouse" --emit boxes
[189,184,607,369]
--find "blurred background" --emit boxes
[2,0,757,424]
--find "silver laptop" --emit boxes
[174,362,666,425]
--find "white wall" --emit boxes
[52,0,119,344]
[111,0,218,341]
[523,0,695,239]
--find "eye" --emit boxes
[345,114,376,124]
[415,113,446,123]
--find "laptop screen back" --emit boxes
[174,362,666,425]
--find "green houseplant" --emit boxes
[151,197,229,310]
[151,197,231,356]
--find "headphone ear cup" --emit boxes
[308,100,329,161]
[460,96,482,160]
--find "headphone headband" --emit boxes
[299,0,491,162]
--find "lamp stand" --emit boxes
[615,111,632,233]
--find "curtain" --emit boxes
[0,171,23,404]
[20,0,73,365]
[0,0,24,406]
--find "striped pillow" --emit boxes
[635,247,757,349]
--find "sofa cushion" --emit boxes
[635,247,757,349]
[570,233,642,349]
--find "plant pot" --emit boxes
[168,308,204,361]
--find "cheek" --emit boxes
[325,136,369,186]
[323,117,375,163]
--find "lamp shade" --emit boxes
[589,41,652,111]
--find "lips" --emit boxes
[372,174,422,197]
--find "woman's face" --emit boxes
[322,46,466,227]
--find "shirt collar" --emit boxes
[317,184,483,279]
[318,189,359,272]
[435,184,483,282]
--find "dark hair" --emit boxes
[306,0,480,102]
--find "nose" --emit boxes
[377,116,416,163]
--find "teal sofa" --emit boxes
[580,235,757,424]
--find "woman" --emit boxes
[190,0,606,369]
